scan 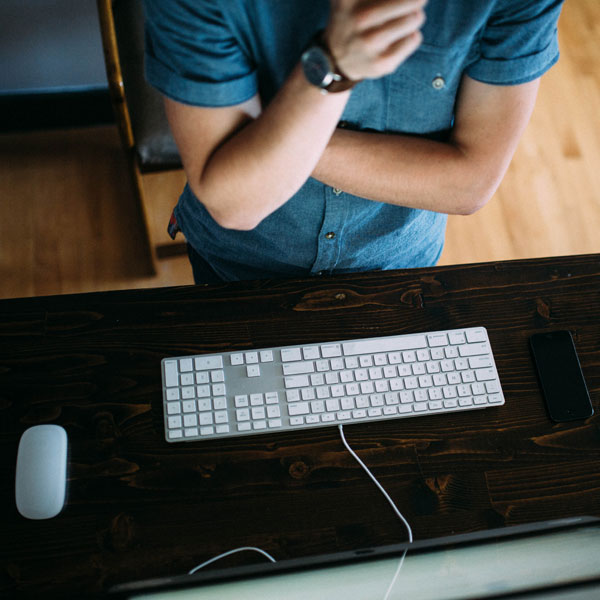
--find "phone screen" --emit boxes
[529,331,593,422]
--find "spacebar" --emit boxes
[342,335,427,356]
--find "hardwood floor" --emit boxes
[1,0,598,300]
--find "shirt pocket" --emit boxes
[386,42,469,136]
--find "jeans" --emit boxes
[186,244,225,284]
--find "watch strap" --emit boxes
[313,31,360,93]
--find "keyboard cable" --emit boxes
[188,424,413,590]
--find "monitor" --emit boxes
[110,516,600,600]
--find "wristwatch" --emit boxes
[301,32,358,93]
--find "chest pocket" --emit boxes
[386,42,471,136]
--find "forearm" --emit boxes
[312,128,500,215]
[192,66,349,230]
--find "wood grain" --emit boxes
[1,254,599,598]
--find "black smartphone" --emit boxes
[529,331,594,422]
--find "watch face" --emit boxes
[301,46,334,88]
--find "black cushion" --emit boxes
[113,0,182,172]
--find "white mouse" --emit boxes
[15,424,68,519]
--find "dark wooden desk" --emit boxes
[2,255,599,598]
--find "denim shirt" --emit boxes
[144,0,563,280]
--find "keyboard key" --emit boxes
[235,395,249,407]
[230,353,244,365]
[198,399,212,411]
[289,403,310,416]
[326,398,341,412]
[196,385,210,398]
[448,331,466,345]
[475,368,496,381]
[181,373,194,386]
[168,416,182,429]
[195,371,209,384]
[211,370,225,382]
[250,394,264,406]
[311,400,325,413]
[237,409,250,421]
[466,328,487,343]
[195,356,222,370]
[199,413,213,426]
[180,358,193,372]
[469,355,493,369]
[215,411,228,423]
[303,346,320,360]
[325,372,339,385]
[166,388,180,401]
[260,350,274,362]
[245,352,259,364]
[322,344,342,357]
[343,335,426,356]
[267,405,281,418]
[427,333,448,347]
[281,348,302,362]
[285,375,309,388]
[164,361,179,387]
[252,407,266,420]
[213,397,227,410]
[247,365,261,377]
[458,343,489,357]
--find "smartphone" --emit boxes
[529,331,594,422]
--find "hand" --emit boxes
[325,0,427,81]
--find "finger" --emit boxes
[373,30,423,76]
[361,9,426,55]
[353,0,428,31]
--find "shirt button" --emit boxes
[325,232,336,240]
[432,76,445,90]
[332,188,343,195]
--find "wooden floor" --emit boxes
[1,0,598,300]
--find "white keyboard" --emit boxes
[161,327,504,443]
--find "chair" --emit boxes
[97,0,186,271]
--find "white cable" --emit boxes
[339,424,412,600]
[338,424,413,543]
[189,546,277,574]
[382,550,408,600]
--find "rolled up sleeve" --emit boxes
[466,0,564,85]
[144,0,258,106]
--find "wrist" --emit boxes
[301,30,360,94]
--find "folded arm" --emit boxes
[312,74,540,215]
[163,0,426,230]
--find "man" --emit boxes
[144,0,564,282]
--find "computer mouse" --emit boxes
[15,424,68,519]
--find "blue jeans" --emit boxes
[186,244,226,284]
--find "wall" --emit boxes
[0,0,107,94]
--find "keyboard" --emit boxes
[161,327,504,443]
